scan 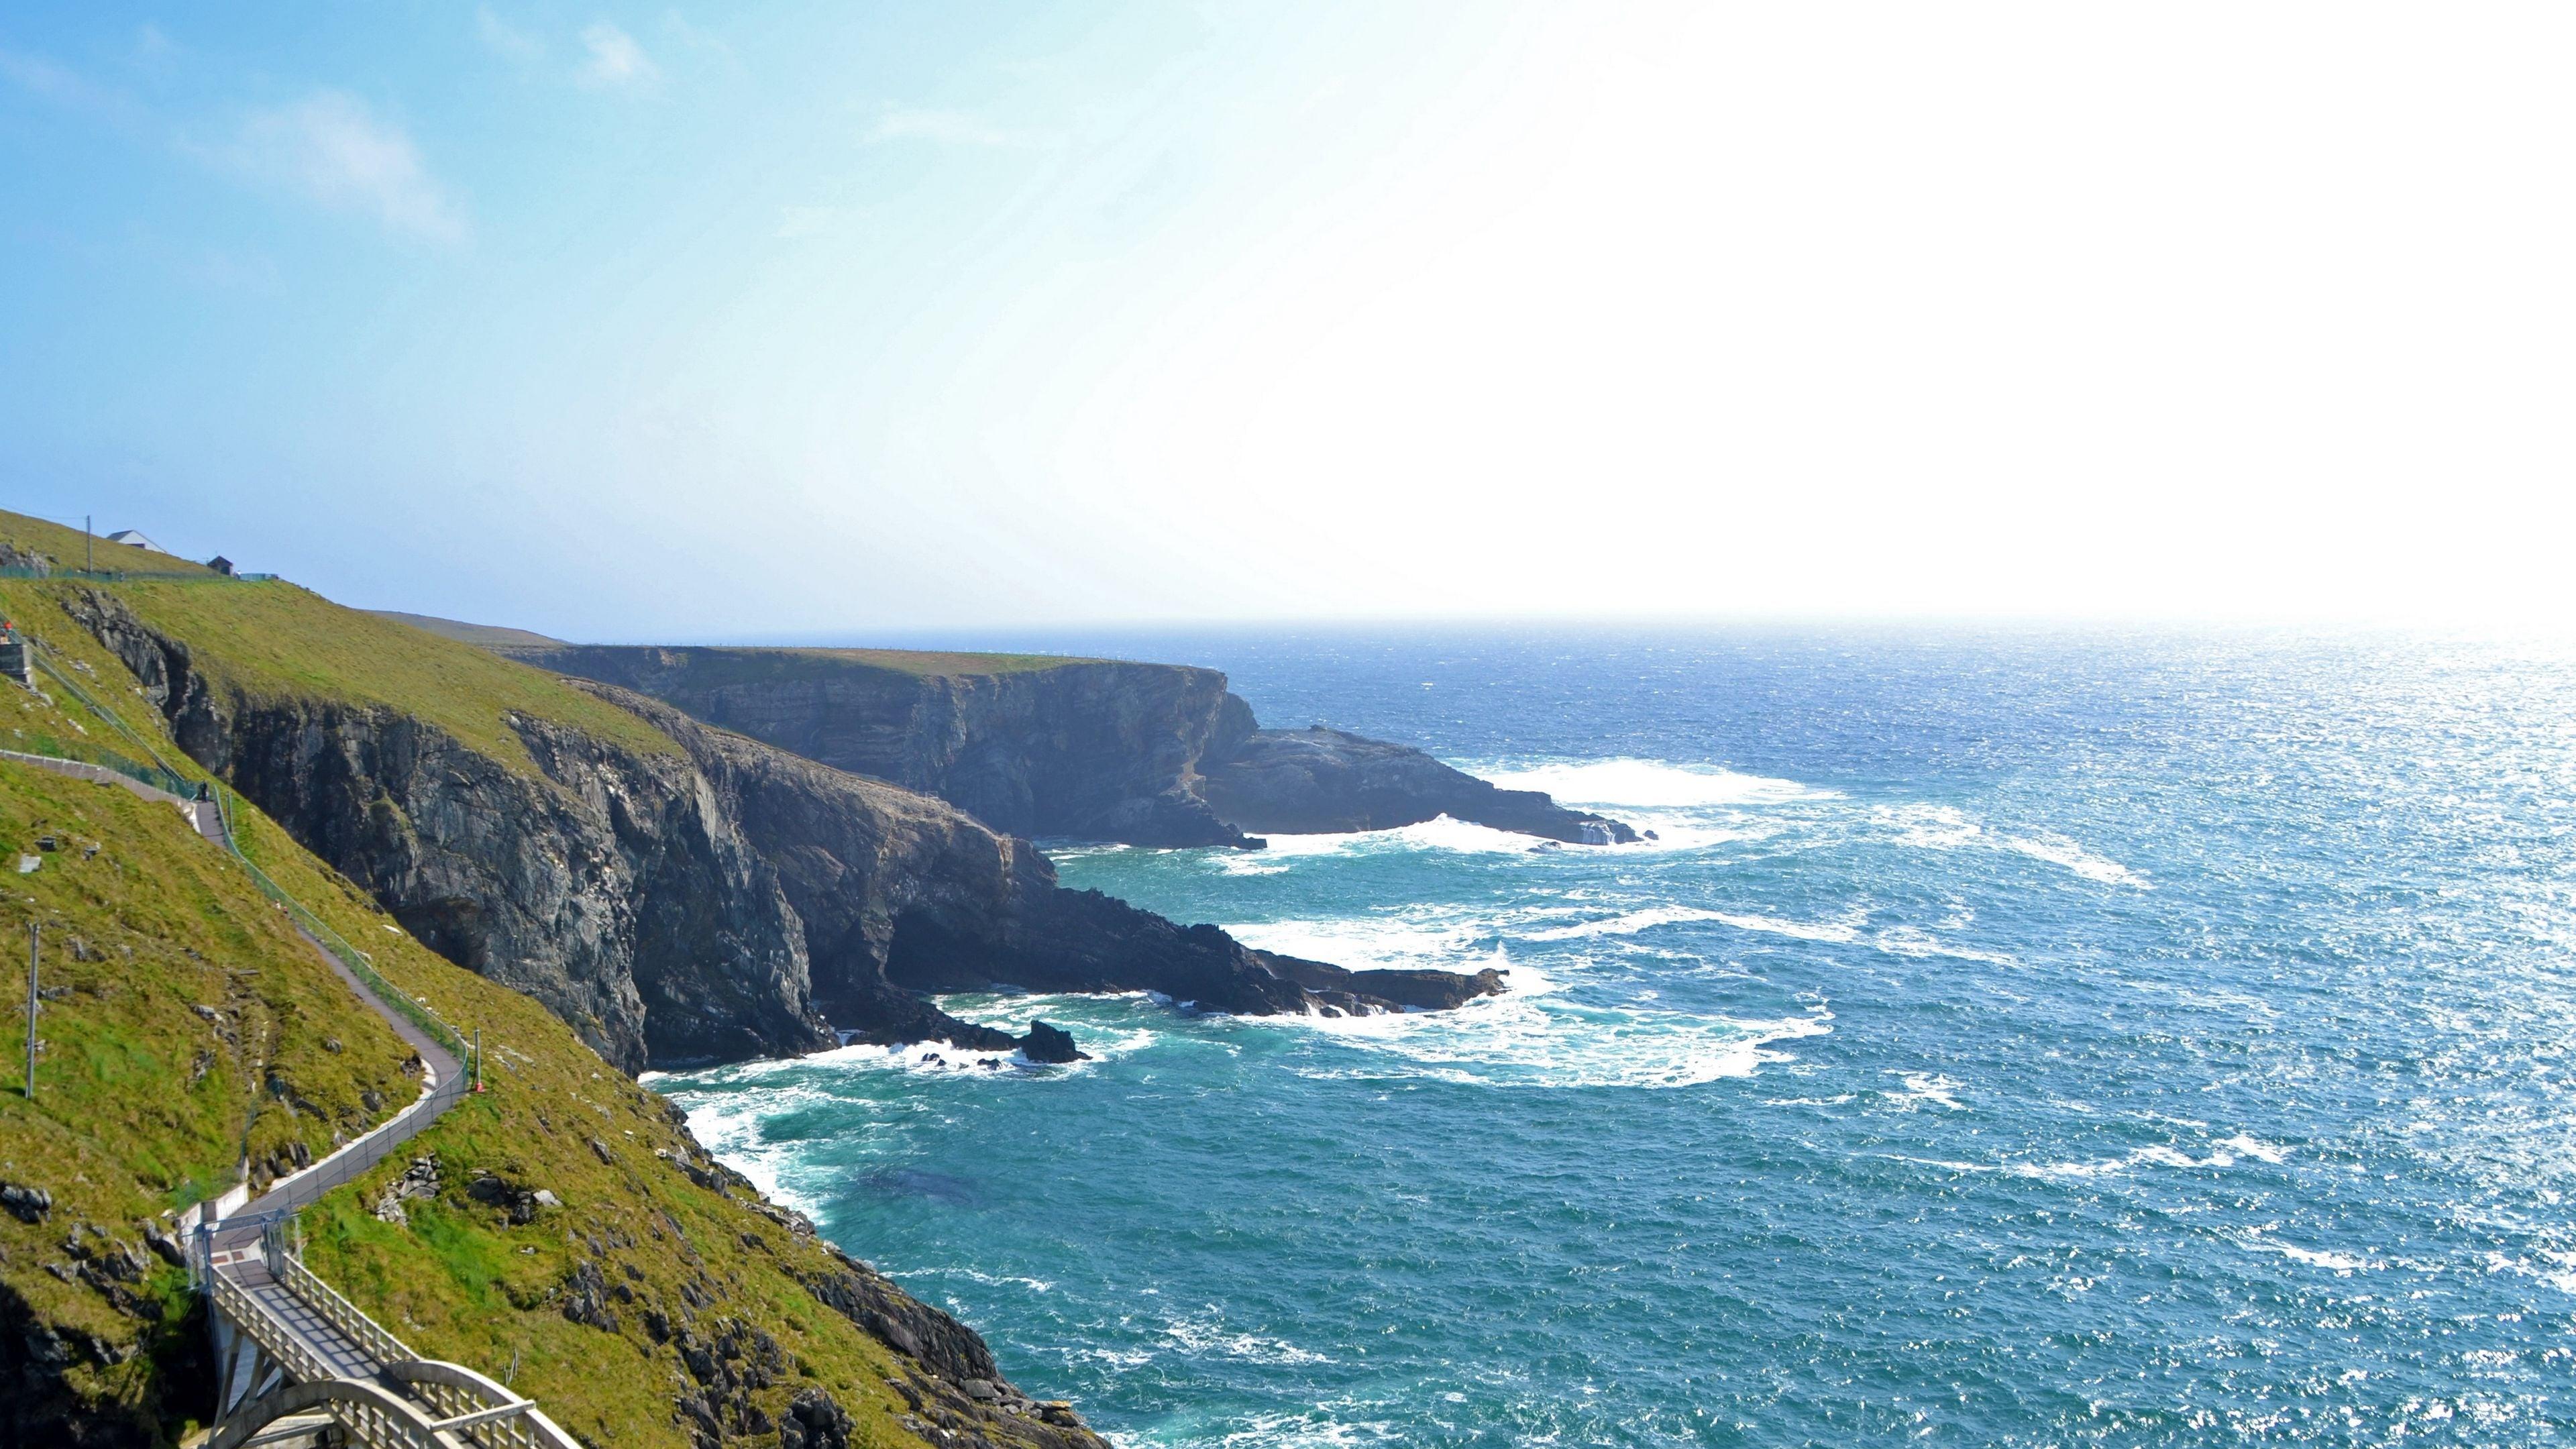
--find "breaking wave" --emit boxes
[1479,758,1826,809]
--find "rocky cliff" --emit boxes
[65,592,1494,1072]
[1201,724,1637,843]
[506,645,1636,847]
[508,646,1252,847]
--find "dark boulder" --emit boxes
[1019,1020,1086,1064]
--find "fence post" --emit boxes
[23,923,35,1101]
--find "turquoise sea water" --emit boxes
[657,627,2576,1446]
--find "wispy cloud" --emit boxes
[577,21,657,88]
[863,104,1059,151]
[1,46,109,108]
[219,91,467,244]
[476,7,546,64]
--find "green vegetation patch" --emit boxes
[563,645,1110,686]
[0,758,418,1440]
[0,508,219,579]
[239,806,947,1448]
[85,579,681,775]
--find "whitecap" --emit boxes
[1479,758,1826,809]
[2234,1231,2377,1273]
[1874,803,1984,850]
[1291,967,1835,1090]
[1523,905,1867,945]
[1872,926,2018,966]
[1886,1072,1968,1111]
[1162,1315,1334,1365]
[2001,833,2151,888]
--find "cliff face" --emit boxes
[509,647,1252,847]
[68,590,830,1073]
[67,594,1487,1071]
[508,646,1638,847]
[591,683,1357,1049]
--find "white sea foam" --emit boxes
[2233,1231,2376,1273]
[1886,1072,1968,1111]
[1875,803,1984,849]
[1870,802,2149,888]
[1523,905,1867,945]
[1872,926,2018,966]
[1897,1132,2292,1182]
[902,1266,1057,1293]
[1162,1314,1334,1365]
[2214,1133,2290,1164]
[1229,915,1497,975]
[1222,814,1591,859]
[2002,833,2151,888]
[1481,758,1826,809]
[1289,961,1835,1089]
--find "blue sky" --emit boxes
[4,5,2571,640]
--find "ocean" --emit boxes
[655,625,2576,1446]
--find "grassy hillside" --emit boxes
[366,610,568,649]
[0,598,964,1448]
[513,644,1108,684]
[1,508,675,778]
[0,508,1073,1448]
[0,511,217,578]
[0,761,423,1436]
[228,798,952,1449]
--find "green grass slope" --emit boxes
[226,802,959,1449]
[513,644,1106,683]
[0,759,422,1438]
[0,510,676,780]
[0,509,1068,1448]
[0,751,953,1448]
[0,513,217,578]
[365,611,569,649]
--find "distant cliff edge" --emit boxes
[499,645,1638,847]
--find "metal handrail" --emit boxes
[216,1065,466,1238]
[25,646,199,788]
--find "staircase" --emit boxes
[202,1219,581,1449]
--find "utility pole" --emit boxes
[84,516,92,575]
[24,924,37,1100]
[472,1026,484,1093]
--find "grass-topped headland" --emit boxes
[0,506,678,780]
[503,643,1110,684]
[0,625,1030,1448]
[0,511,221,580]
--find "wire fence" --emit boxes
[211,784,471,1062]
[0,566,274,583]
[25,648,202,791]
[5,621,480,1244]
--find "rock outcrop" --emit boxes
[66,592,1497,1071]
[505,647,1252,847]
[1200,723,1636,843]
[504,645,1636,847]
[590,683,1485,1048]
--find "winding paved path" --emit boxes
[0,746,538,1446]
